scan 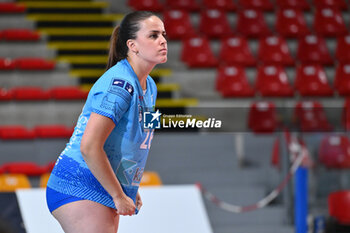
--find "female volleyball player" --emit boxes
[46,11,167,233]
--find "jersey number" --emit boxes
[140,130,154,149]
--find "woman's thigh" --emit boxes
[52,200,119,233]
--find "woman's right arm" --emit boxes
[80,112,135,216]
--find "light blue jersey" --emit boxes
[47,59,157,211]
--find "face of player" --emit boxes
[133,16,168,65]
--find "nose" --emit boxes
[160,34,167,44]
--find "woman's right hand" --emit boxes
[113,195,136,216]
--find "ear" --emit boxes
[127,39,138,54]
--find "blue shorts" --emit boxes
[46,187,139,214]
[46,187,84,213]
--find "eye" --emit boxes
[150,34,158,39]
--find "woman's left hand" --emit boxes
[136,192,143,211]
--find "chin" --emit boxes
[159,58,167,63]
[158,56,167,64]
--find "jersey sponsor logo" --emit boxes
[108,78,133,102]
[124,82,134,96]
[112,79,125,87]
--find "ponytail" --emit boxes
[106,11,157,70]
[106,26,121,70]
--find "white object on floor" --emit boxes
[16,185,213,233]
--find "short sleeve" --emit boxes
[91,78,134,125]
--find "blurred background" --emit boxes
[0,0,350,232]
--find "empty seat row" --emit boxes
[0,2,26,13]
[0,161,54,176]
[181,35,350,68]
[128,0,348,12]
[248,100,337,133]
[0,160,162,191]
[0,29,41,41]
[0,125,74,140]
[216,64,350,98]
[0,170,161,191]
[0,86,88,101]
[0,57,55,70]
[0,162,54,190]
[164,8,348,40]
[271,133,350,171]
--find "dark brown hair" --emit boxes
[106,11,157,70]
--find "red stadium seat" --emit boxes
[294,101,332,132]
[202,0,236,11]
[163,10,197,40]
[275,0,310,10]
[14,58,55,70]
[237,0,274,11]
[295,65,333,96]
[319,135,350,169]
[313,0,348,10]
[296,35,333,65]
[215,65,255,97]
[335,35,350,63]
[49,86,88,100]
[257,36,294,65]
[11,87,50,100]
[0,58,16,70]
[0,2,26,13]
[165,0,200,11]
[181,37,218,68]
[219,36,256,66]
[256,65,294,97]
[248,101,278,133]
[0,88,13,101]
[127,0,163,11]
[275,8,310,38]
[0,125,35,140]
[34,125,74,138]
[329,191,350,225]
[1,162,46,176]
[236,9,271,38]
[199,9,233,39]
[313,8,348,37]
[2,29,40,41]
[334,63,350,96]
